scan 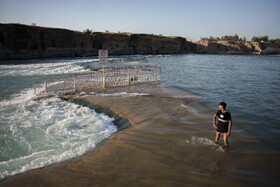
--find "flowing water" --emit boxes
[0,54,279,186]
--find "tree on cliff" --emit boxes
[221,34,239,41]
[268,38,280,43]
[83,29,93,35]
[201,34,240,41]
[201,36,220,41]
[251,36,269,42]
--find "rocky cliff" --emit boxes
[0,23,279,60]
[195,40,280,55]
[0,23,194,60]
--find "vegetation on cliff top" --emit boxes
[201,34,279,43]
[83,28,93,35]
[251,36,280,43]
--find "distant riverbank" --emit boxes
[0,23,279,60]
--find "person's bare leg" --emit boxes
[215,132,220,143]
[223,134,228,146]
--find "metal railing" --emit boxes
[33,66,161,96]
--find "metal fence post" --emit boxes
[74,78,77,91]
[33,84,36,95]
[102,67,106,88]
[44,81,47,93]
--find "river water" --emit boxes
[0,54,279,185]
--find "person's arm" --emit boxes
[227,119,232,136]
[213,114,217,129]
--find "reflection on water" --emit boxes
[213,156,226,177]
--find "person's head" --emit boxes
[219,102,227,110]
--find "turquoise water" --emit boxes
[0,58,115,179]
[0,54,279,180]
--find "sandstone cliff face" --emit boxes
[195,40,280,55]
[0,24,193,60]
[0,24,96,59]
[1,24,279,60]
[259,42,280,55]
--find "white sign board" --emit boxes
[99,50,108,64]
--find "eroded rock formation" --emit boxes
[0,24,194,60]
[0,23,279,60]
[195,40,280,55]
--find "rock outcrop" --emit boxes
[0,23,279,60]
[195,40,280,55]
[0,23,194,60]
[259,42,280,55]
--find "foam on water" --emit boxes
[180,104,211,119]
[178,136,224,152]
[0,88,117,180]
[94,92,150,97]
[0,87,38,107]
[0,59,92,77]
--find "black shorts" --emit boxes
[217,122,228,133]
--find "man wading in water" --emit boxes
[213,102,232,146]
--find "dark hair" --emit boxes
[219,102,227,109]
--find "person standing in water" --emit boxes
[213,102,232,146]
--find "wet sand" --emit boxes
[1,84,280,186]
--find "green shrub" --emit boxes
[251,36,269,42]
[83,29,93,35]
